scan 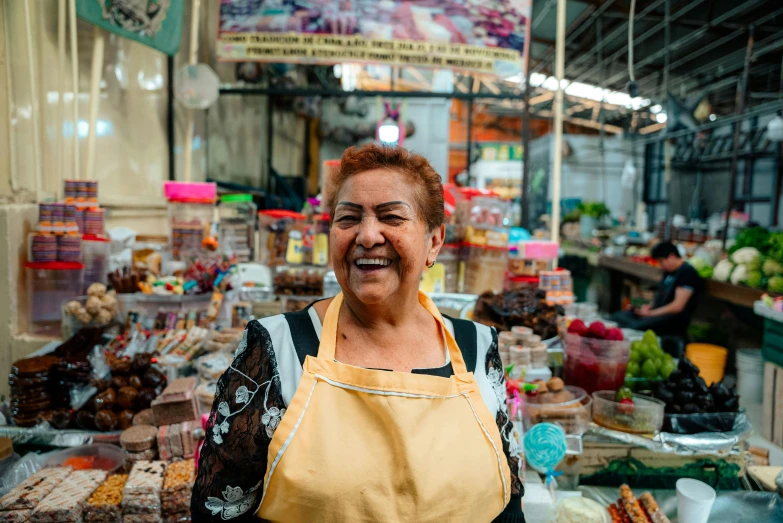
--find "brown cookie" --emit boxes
[10,399,51,412]
[11,355,60,376]
[10,389,50,402]
[8,375,49,388]
[132,409,154,427]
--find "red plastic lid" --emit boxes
[24,261,84,270]
[442,243,461,248]
[509,275,540,283]
[259,209,306,220]
[457,187,498,199]
[82,234,110,243]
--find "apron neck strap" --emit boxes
[319,292,469,375]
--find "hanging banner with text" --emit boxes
[216,1,531,77]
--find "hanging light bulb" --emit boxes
[768,115,783,142]
[377,117,400,145]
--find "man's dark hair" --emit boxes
[651,241,680,260]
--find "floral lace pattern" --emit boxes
[204,482,262,520]
[486,329,524,500]
[192,320,287,522]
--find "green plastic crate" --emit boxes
[762,318,783,368]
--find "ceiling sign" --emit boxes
[216,0,531,77]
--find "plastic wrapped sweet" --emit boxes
[0,467,71,511]
[94,410,118,432]
[30,469,107,523]
[121,461,166,521]
[84,474,128,523]
[161,459,194,517]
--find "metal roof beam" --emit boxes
[563,0,668,79]
[531,0,619,75]
[598,0,772,88]
[632,6,783,97]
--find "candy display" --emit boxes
[62,284,120,338]
[85,474,129,523]
[30,469,107,523]
[0,467,71,511]
[161,459,194,520]
[30,234,57,262]
[121,425,159,453]
[122,461,167,520]
[273,266,326,296]
[8,355,59,427]
[606,485,671,523]
[473,288,564,339]
[523,380,591,436]
[151,378,199,426]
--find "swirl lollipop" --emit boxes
[523,422,567,487]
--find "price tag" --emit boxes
[420,263,445,293]
[313,234,329,266]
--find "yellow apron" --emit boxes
[256,291,511,522]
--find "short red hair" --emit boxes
[327,144,445,231]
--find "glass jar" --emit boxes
[218,194,257,263]
[463,245,508,295]
[258,210,307,266]
[168,200,215,259]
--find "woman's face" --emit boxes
[331,169,445,306]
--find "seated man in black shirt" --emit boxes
[611,241,702,336]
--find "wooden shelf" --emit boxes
[597,255,763,308]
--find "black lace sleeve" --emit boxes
[192,320,287,522]
[487,328,526,523]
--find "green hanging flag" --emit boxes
[76,0,183,56]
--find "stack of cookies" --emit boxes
[161,460,195,522]
[121,461,166,523]
[85,474,128,523]
[9,356,59,427]
[0,467,71,522]
[30,469,107,523]
[120,425,159,466]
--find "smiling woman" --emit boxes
[192,144,525,523]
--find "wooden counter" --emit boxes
[597,255,763,309]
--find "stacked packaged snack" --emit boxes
[0,467,72,521]
[30,469,107,523]
[121,425,159,465]
[85,474,129,523]
[151,378,199,427]
[121,461,166,523]
[161,460,195,522]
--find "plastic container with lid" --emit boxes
[81,234,111,293]
[168,199,215,259]
[273,266,326,297]
[218,194,257,263]
[592,390,665,434]
[523,385,592,437]
[25,261,85,335]
[258,210,307,266]
[463,244,508,295]
[563,332,630,394]
[437,244,461,294]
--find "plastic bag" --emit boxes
[663,410,745,434]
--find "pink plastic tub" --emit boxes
[164,181,217,203]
